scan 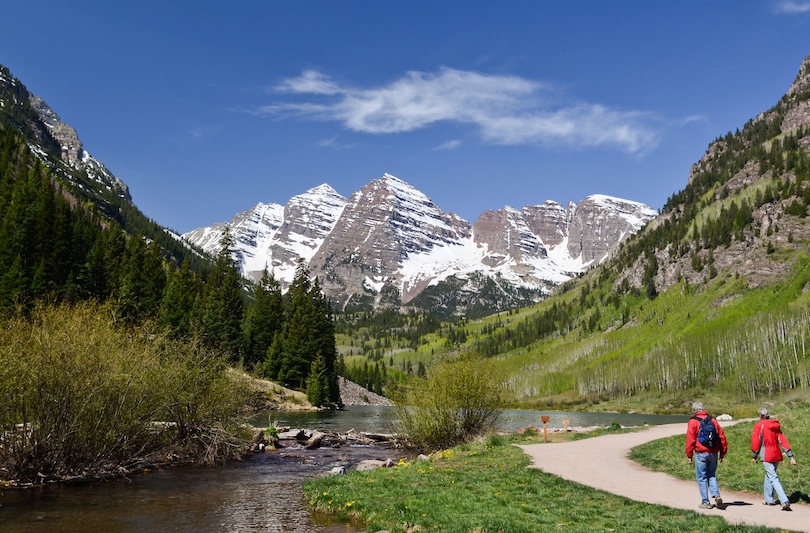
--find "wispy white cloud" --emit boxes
[260,67,660,154]
[317,135,356,150]
[189,125,221,141]
[434,139,463,151]
[775,1,810,13]
[679,114,706,127]
[276,70,343,95]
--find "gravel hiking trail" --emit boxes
[518,421,809,532]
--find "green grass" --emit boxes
[630,402,810,501]
[304,434,779,533]
[461,253,810,410]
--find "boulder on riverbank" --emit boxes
[250,426,398,451]
[356,458,397,471]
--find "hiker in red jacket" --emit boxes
[751,407,797,511]
[685,401,729,509]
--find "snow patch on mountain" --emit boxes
[182,174,656,311]
[185,184,347,284]
[588,194,658,228]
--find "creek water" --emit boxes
[0,407,689,532]
[265,405,691,433]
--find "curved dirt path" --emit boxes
[518,421,809,532]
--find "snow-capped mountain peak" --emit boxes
[183,174,655,315]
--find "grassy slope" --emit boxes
[444,245,810,414]
[335,239,810,415]
[305,434,778,533]
[572,194,806,410]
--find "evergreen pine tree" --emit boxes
[77,233,110,300]
[280,261,318,388]
[102,226,127,300]
[202,228,245,359]
[306,351,330,407]
[261,329,286,381]
[311,277,341,405]
[118,235,166,322]
[158,260,201,337]
[243,267,283,370]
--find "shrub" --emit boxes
[0,303,251,484]
[0,303,165,482]
[393,355,503,451]
[485,433,507,447]
[153,335,252,464]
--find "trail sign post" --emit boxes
[541,415,550,442]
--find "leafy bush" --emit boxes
[0,303,251,484]
[153,335,252,464]
[392,355,503,451]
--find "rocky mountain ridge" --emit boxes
[0,64,209,272]
[184,174,656,315]
[636,53,810,297]
[0,65,131,204]
[1,62,656,316]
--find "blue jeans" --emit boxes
[694,452,720,504]
[762,461,789,505]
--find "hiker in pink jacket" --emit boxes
[751,407,798,511]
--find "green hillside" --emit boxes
[337,55,810,414]
[0,64,341,408]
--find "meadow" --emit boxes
[304,428,784,533]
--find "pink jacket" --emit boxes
[751,419,794,463]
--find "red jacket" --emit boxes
[751,419,794,463]
[685,411,728,458]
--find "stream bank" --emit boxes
[0,429,405,533]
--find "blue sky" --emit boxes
[3,2,810,233]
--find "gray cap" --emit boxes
[692,401,704,412]
[758,407,770,417]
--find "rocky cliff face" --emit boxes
[0,66,130,204]
[309,175,473,307]
[27,94,131,202]
[184,184,348,283]
[783,54,810,132]
[689,54,810,186]
[631,53,810,298]
[271,184,348,280]
[570,195,657,263]
[184,174,656,314]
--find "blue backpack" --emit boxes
[694,415,718,448]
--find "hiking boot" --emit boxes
[781,502,792,511]
[699,502,713,509]
[714,496,723,509]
